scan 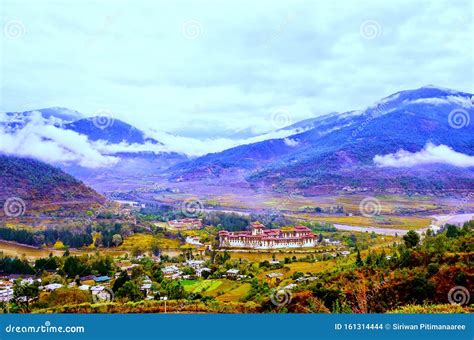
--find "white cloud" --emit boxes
[0,112,119,168]
[284,138,299,147]
[1,0,472,137]
[148,127,305,156]
[373,143,474,168]
[402,95,473,108]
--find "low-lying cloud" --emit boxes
[0,112,120,168]
[373,143,474,168]
[0,112,305,168]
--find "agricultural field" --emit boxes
[180,279,249,302]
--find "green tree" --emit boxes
[403,231,420,248]
[13,280,39,312]
[116,281,142,302]
[112,271,130,292]
[355,249,363,267]
[446,225,459,238]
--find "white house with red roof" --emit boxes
[218,222,317,249]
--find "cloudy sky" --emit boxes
[1,0,473,138]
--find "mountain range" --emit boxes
[170,86,474,195]
[0,85,473,197]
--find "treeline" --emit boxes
[0,253,114,277]
[0,226,93,248]
[0,256,35,275]
[0,220,142,249]
[203,212,250,231]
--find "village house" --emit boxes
[218,222,317,249]
[0,287,13,302]
[323,238,341,246]
[162,265,182,279]
[225,269,239,279]
[43,283,62,291]
[185,236,203,246]
[167,218,203,230]
[266,272,283,286]
[196,267,211,277]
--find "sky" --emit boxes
[1,0,473,140]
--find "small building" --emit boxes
[94,276,111,283]
[43,283,62,291]
[196,268,211,277]
[186,236,203,246]
[428,225,441,235]
[0,287,14,302]
[266,272,283,285]
[225,269,239,278]
[167,218,203,230]
[185,260,205,269]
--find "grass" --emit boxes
[258,260,337,280]
[120,234,181,251]
[216,283,251,302]
[180,279,224,294]
[296,214,431,230]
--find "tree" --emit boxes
[112,271,130,292]
[355,249,363,267]
[403,231,420,248]
[446,225,459,238]
[112,234,123,247]
[13,280,39,312]
[116,281,142,302]
[151,239,161,256]
[63,256,89,277]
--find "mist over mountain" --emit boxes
[170,86,474,195]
